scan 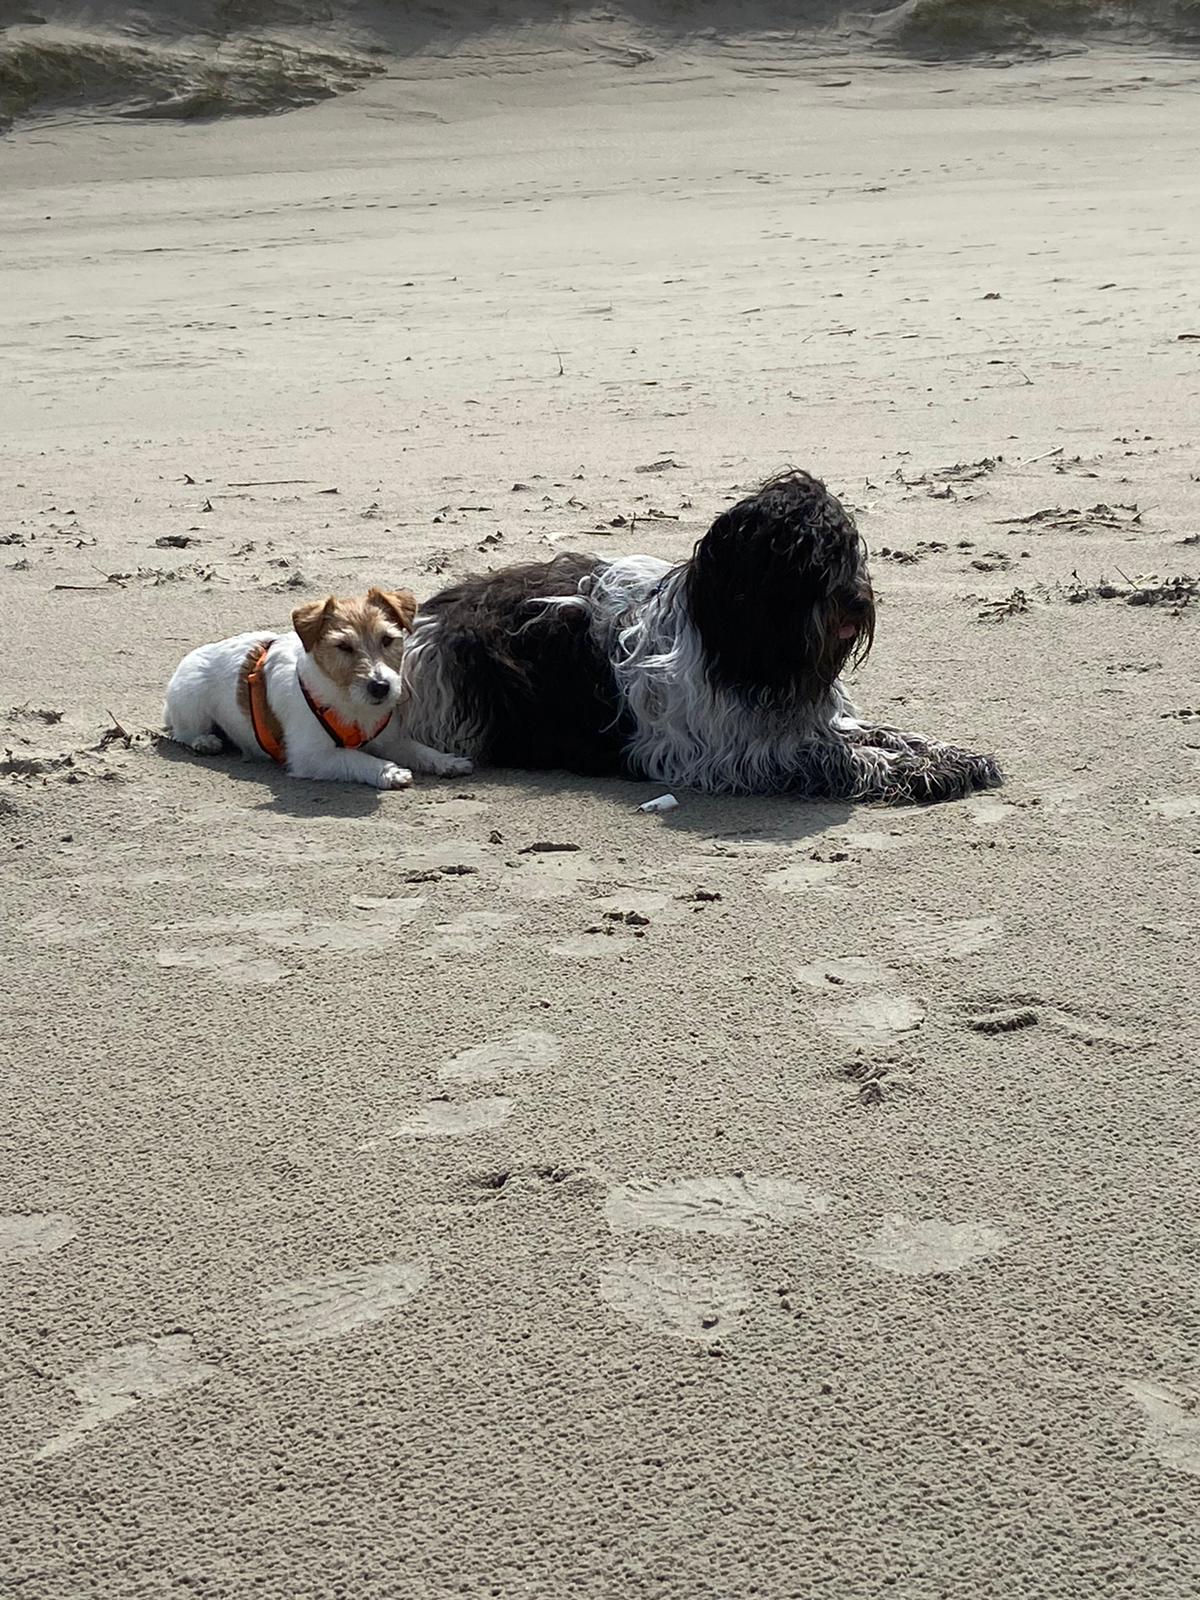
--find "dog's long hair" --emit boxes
[402,470,1000,803]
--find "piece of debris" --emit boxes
[6,705,63,725]
[976,588,1030,621]
[637,794,679,814]
[519,841,582,854]
[993,502,1145,534]
[934,456,1003,482]
[1126,575,1198,608]
[1019,445,1063,465]
[1064,572,1198,610]
[402,865,479,883]
[1,749,74,778]
[155,535,200,549]
[97,711,134,750]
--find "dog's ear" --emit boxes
[368,587,418,633]
[292,596,336,652]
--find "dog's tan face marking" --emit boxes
[292,589,416,713]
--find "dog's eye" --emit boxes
[336,642,355,654]
[380,634,398,649]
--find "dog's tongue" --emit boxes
[837,622,858,640]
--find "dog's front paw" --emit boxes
[430,753,474,778]
[190,734,224,756]
[967,753,1004,792]
[376,763,413,790]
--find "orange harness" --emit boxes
[246,641,393,764]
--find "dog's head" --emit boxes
[684,469,874,705]
[292,587,417,712]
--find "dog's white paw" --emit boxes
[431,753,474,777]
[376,763,413,790]
[190,734,224,755]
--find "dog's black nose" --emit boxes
[366,679,389,703]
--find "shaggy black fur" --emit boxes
[686,469,875,704]
[417,551,629,773]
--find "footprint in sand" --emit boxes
[0,1212,77,1265]
[155,899,427,984]
[25,912,110,948]
[418,795,489,820]
[1122,1379,1200,1477]
[36,1334,216,1460]
[67,865,195,892]
[1152,795,1200,820]
[793,954,896,989]
[501,851,601,902]
[605,1175,834,1238]
[259,1259,430,1348]
[968,795,1020,827]
[763,859,843,893]
[439,1029,562,1084]
[361,1097,514,1148]
[598,1254,752,1340]
[963,991,1138,1047]
[548,933,629,959]
[161,899,426,953]
[964,1005,1039,1035]
[825,992,926,1046]
[156,945,293,986]
[792,951,925,1045]
[213,835,356,867]
[854,1214,1009,1277]
[889,912,1002,959]
[423,910,515,958]
[839,829,906,852]
[1044,1005,1138,1047]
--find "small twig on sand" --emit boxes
[553,347,565,377]
[50,584,111,592]
[1020,445,1064,465]
[99,709,133,748]
[226,478,316,488]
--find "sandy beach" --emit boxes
[3,9,1200,1595]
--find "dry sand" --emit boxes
[3,18,1200,1598]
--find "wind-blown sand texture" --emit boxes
[3,8,1200,1596]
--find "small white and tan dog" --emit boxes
[163,586,472,790]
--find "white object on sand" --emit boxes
[637,794,679,814]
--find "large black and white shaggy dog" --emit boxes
[401,470,1001,803]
